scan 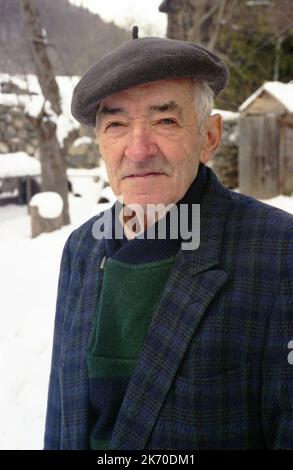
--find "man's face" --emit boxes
[96,78,220,207]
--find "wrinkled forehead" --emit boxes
[98,77,195,116]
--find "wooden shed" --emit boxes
[239,81,293,198]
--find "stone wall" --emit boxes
[64,130,99,169]
[0,103,40,157]
[0,91,99,168]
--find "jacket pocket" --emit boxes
[150,364,263,449]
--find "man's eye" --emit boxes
[160,118,177,125]
[106,122,123,129]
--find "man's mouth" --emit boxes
[125,172,165,178]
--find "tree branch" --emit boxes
[208,0,228,51]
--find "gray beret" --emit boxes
[71,29,229,127]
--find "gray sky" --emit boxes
[69,0,167,36]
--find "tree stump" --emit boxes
[29,191,64,238]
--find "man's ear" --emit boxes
[200,113,222,164]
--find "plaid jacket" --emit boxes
[44,167,293,450]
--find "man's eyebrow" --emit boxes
[97,101,183,119]
[149,101,183,117]
[98,106,129,117]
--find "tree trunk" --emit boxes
[20,0,70,226]
[21,0,61,115]
[207,0,228,51]
[37,117,70,225]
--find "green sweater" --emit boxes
[87,256,176,449]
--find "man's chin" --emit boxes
[123,197,161,207]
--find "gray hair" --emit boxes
[192,79,214,133]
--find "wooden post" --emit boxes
[239,114,280,199]
[279,116,293,195]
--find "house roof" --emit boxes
[239,81,293,114]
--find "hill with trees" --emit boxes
[0,0,130,76]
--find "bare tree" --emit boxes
[160,0,293,109]
[207,0,228,50]
[20,0,70,225]
[160,0,228,44]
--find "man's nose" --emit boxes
[124,125,158,162]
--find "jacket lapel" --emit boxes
[110,171,232,450]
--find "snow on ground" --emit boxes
[259,194,293,215]
[0,168,114,450]
[0,169,292,449]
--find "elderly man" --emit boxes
[44,28,293,450]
